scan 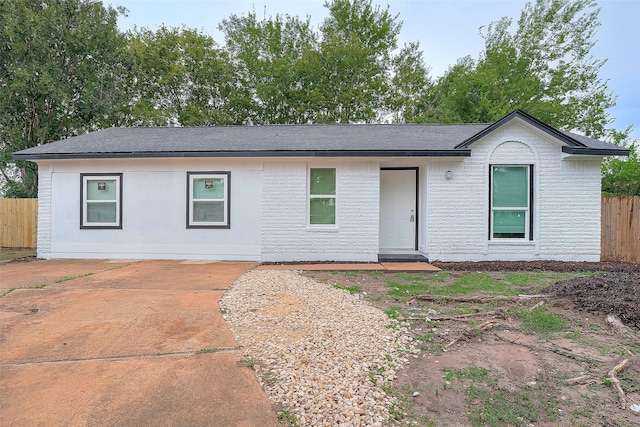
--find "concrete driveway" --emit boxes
[0,260,281,427]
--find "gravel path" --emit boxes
[220,270,417,426]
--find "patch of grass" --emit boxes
[386,386,436,426]
[381,270,581,300]
[439,366,560,426]
[4,272,99,293]
[430,272,450,282]
[383,305,401,319]
[515,307,567,337]
[237,357,255,368]
[333,284,361,294]
[382,384,397,396]
[259,373,279,386]
[505,271,580,290]
[54,272,94,284]
[564,329,582,340]
[443,366,490,383]
[277,408,299,427]
[384,279,430,301]
[506,271,598,288]
[466,383,560,426]
[445,304,478,316]
[0,247,37,261]
[442,273,508,295]
[394,272,428,282]
[414,332,444,355]
[0,288,16,298]
[366,270,383,278]
[200,347,222,354]
[620,370,640,393]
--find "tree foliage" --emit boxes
[602,129,640,196]
[127,26,242,126]
[415,0,614,138]
[219,0,413,124]
[0,0,130,197]
[1,0,636,197]
[220,11,317,124]
[308,0,401,123]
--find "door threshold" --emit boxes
[378,253,429,263]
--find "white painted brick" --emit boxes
[261,161,380,262]
[425,121,602,261]
[36,165,52,258]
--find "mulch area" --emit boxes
[545,272,640,329]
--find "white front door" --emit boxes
[379,169,417,250]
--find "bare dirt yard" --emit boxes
[305,261,640,427]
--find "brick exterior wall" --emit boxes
[261,161,380,262]
[425,121,602,261]
[36,164,52,258]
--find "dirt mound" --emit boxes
[544,272,640,329]
[431,260,640,272]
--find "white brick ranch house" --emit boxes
[13,110,629,262]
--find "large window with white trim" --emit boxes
[490,165,532,239]
[187,172,230,228]
[80,173,122,229]
[309,168,336,225]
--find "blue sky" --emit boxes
[109,0,639,139]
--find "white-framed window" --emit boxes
[309,168,336,225]
[80,173,122,229]
[187,171,230,228]
[490,165,532,240]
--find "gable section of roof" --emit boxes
[455,110,586,149]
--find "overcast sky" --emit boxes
[109,0,639,139]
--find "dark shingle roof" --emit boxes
[12,110,629,160]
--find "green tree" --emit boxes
[601,128,640,196]
[424,0,614,137]
[302,0,402,123]
[387,41,433,123]
[220,10,317,124]
[127,26,245,126]
[0,0,130,197]
[220,0,415,124]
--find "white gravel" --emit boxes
[220,269,417,426]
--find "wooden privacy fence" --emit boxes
[0,198,38,248]
[601,196,640,262]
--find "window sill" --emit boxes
[187,224,231,229]
[488,240,535,246]
[81,225,122,229]
[306,226,339,232]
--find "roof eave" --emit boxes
[561,146,630,156]
[12,149,472,161]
